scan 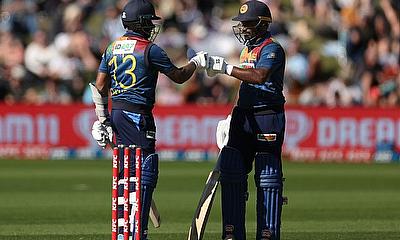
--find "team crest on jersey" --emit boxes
[113,40,137,54]
[266,52,276,59]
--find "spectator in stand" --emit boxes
[0,31,25,103]
[0,0,398,106]
[102,4,126,41]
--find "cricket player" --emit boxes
[208,1,286,239]
[90,0,207,239]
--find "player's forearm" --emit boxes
[95,72,110,96]
[230,67,269,85]
[208,56,270,84]
[166,63,197,84]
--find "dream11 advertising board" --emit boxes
[284,107,399,163]
[0,104,399,162]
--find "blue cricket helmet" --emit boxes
[232,0,272,22]
[232,0,272,47]
[121,0,161,23]
[121,0,161,41]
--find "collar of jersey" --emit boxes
[124,30,145,38]
[251,32,272,47]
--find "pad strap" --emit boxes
[141,153,159,188]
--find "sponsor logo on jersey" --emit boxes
[113,40,137,55]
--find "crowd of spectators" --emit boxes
[0,0,398,107]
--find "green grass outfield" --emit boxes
[0,159,399,240]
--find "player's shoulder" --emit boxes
[264,38,284,52]
[102,41,116,58]
[148,43,164,53]
[147,43,169,58]
[261,38,285,58]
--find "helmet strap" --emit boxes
[245,20,270,47]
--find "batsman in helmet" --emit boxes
[208,1,287,239]
[90,0,207,239]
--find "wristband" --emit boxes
[226,64,234,75]
[189,58,198,67]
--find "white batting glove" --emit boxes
[91,120,113,148]
[189,51,208,69]
[207,56,234,77]
[216,115,231,149]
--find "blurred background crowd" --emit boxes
[0,0,398,107]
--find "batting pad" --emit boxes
[138,154,159,240]
[219,146,247,240]
[254,152,283,240]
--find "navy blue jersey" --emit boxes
[98,32,176,108]
[237,33,286,108]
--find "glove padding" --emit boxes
[216,115,231,149]
[207,56,233,77]
[91,120,113,148]
[189,51,208,69]
[208,56,227,76]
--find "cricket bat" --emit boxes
[187,163,220,240]
[149,199,161,228]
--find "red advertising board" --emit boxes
[0,104,399,162]
[284,107,399,162]
[154,105,230,150]
[0,104,93,146]
[0,104,97,159]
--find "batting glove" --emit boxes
[189,51,208,69]
[216,115,231,149]
[207,56,234,77]
[91,120,113,148]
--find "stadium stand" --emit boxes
[0,0,398,107]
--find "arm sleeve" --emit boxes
[98,53,108,73]
[256,43,285,71]
[148,44,177,74]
